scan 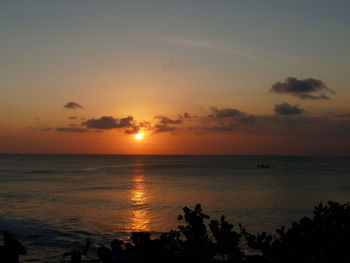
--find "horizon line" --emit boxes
[1,153,349,157]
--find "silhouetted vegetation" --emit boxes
[0,232,26,263]
[245,201,350,263]
[2,201,350,262]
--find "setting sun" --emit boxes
[134,133,144,141]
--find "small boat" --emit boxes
[257,162,271,168]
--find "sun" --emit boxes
[134,132,144,141]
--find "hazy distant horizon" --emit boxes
[1,153,350,158]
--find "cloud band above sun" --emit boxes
[36,77,349,142]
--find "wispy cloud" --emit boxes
[155,36,270,62]
[56,127,88,133]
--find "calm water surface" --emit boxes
[0,154,350,262]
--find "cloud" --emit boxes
[274,103,304,115]
[195,106,339,133]
[153,125,177,133]
[210,107,244,118]
[41,105,350,143]
[178,112,196,119]
[68,116,77,120]
[40,127,52,131]
[152,115,183,133]
[82,116,134,129]
[124,127,140,134]
[81,115,142,134]
[64,102,83,109]
[209,107,256,123]
[270,77,335,100]
[56,127,88,133]
[192,107,257,132]
[155,115,182,125]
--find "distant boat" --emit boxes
[257,162,271,168]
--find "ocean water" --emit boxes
[0,154,350,262]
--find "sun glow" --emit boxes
[134,132,144,141]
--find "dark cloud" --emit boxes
[209,107,256,123]
[152,115,183,133]
[124,121,152,134]
[189,106,350,142]
[210,107,245,118]
[28,104,350,151]
[82,116,117,129]
[40,127,52,131]
[56,127,88,133]
[64,102,83,109]
[41,105,350,143]
[68,116,77,120]
[296,93,330,100]
[124,126,140,135]
[81,115,141,134]
[199,107,332,133]
[153,124,177,133]
[195,107,258,132]
[82,116,134,129]
[71,113,186,135]
[178,112,196,119]
[270,77,335,100]
[274,103,304,115]
[119,116,135,127]
[139,121,152,129]
[155,115,183,125]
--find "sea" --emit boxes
[0,154,350,262]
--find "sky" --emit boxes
[1,0,350,155]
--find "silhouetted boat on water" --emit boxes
[257,162,271,168]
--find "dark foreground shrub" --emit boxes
[3,201,350,262]
[245,201,350,263]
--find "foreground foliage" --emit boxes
[60,201,350,263]
[3,201,350,262]
[245,201,350,263]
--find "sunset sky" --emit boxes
[1,0,350,154]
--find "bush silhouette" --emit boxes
[4,201,350,262]
[245,201,350,263]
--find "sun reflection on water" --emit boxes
[128,173,150,232]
